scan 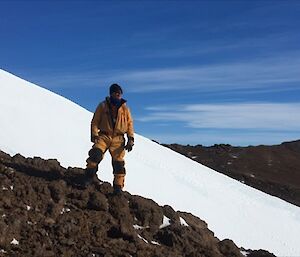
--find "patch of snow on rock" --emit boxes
[151,241,161,245]
[241,250,249,256]
[137,234,148,243]
[133,224,148,230]
[159,215,171,229]
[180,217,189,227]
[60,207,71,214]
[11,238,19,245]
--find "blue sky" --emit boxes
[1,0,300,146]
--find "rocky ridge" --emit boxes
[0,150,275,257]
[163,140,300,207]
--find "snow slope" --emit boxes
[1,69,300,256]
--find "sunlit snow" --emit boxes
[137,234,148,244]
[133,224,148,230]
[159,215,171,229]
[151,241,161,246]
[179,217,189,227]
[10,238,19,245]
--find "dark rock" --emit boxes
[218,239,243,257]
[163,205,180,224]
[129,195,163,231]
[49,180,67,202]
[88,192,108,211]
[247,249,277,257]
[68,190,90,209]
[0,150,275,257]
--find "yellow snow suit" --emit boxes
[86,97,134,189]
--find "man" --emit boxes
[84,83,134,195]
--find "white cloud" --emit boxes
[119,55,300,93]
[139,102,300,131]
[27,51,300,94]
[139,31,298,59]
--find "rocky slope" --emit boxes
[0,150,275,257]
[163,140,300,207]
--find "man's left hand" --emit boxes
[125,137,134,152]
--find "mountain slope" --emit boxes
[164,141,300,207]
[1,69,300,256]
[0,69,91,168]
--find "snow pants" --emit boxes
[86,134,126,189]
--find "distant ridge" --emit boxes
[164,139,300,206]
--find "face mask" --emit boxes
[110,96,122,106]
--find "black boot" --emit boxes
[113,184,123,196]
[83,169,97,188]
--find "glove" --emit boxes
[124,137,134,152]
[91,135,100,144]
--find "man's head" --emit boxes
[109,83,123,100]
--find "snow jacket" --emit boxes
[91,97,134,142]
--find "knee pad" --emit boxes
[86,162,98,174]
[112,160,126,174]
[88,148,103,163]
